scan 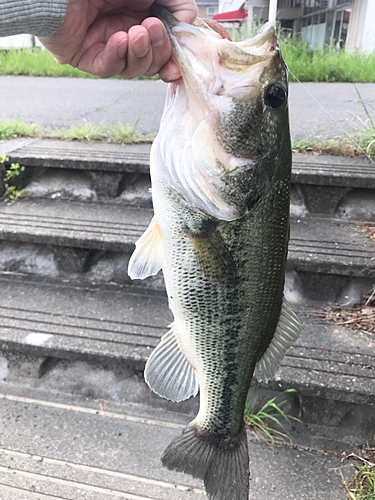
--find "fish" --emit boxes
[128,7,303,500]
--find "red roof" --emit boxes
[212,7,247,22]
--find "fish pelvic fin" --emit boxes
[254,296,303,383]
[162,423,249,500]
[128,217,163,280]
[144,324,199,402]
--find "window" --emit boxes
[207,6,219,18]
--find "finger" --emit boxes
[76,31,129,78]
[141,18,171,77]
[119,25,153,79]
[158,59,182,82]
[156,0,198,23]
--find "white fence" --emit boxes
[0,34,44,49]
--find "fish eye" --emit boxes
[265,85,286,109]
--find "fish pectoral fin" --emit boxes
[254,297,303,383]
[144,324,199,402]
[186,224,235,284]
[128,217,163,280]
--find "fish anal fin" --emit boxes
[144,324,199,402]
[254,297,303,383]
[162,423,249,500]
[128,217,163,280]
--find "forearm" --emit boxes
[0,0,69,37]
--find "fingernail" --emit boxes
[165,73,181,82]
[149,23,164,48]
[132,33,150,58]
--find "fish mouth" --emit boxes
[152,5,280,102]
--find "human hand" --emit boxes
[38,0,197,81]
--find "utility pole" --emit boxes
[269,0,278,23]
[247,0,254,30]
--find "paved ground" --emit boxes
[1,76,374,140]
[0,382,351,500]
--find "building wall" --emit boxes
[278,6,303,20]
[0,34,43,49]
[198,4,219,18]
[301,22,326,49]
[198,5,208,17]
[363,0,375,51]
[346,0,367,51]
[201,0,374,51]
[299,0,352,49]
[346,0,375,52]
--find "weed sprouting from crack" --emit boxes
[244,388,300,445]
[343,445,375,500]
[0,154,26,205]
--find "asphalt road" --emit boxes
[1,76,375,140]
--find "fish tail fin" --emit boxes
[162,423,249,500]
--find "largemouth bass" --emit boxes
[129,7,302,500]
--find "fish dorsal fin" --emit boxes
[144,324,199,402]
[128,217,163,280]
[254,297,303,383]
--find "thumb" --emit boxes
[155,0,197,24]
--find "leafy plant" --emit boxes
[58,122,105,141]
[345,466,375,500]
[0,117,43,139]
[0,155,26,205]
[244,388,300,444]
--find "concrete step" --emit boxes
[0,198,373,303]
[4,139,373,185]
[0,273,374,413]
[3,138,151,174]
[292,152,375,188]
[3,139,375,218]
[0,383,349,500]
[0,199,150,252]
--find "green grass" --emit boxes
[0,117,155,144]
[1,116,373,160]
[280,39,375,83]
[0,48,97,78]
[0,48,157,79]
[345,466,375,500]
[292,125,375,159]
[236,25,375,83]
[1,37,375,82]
[244,389,299,444]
